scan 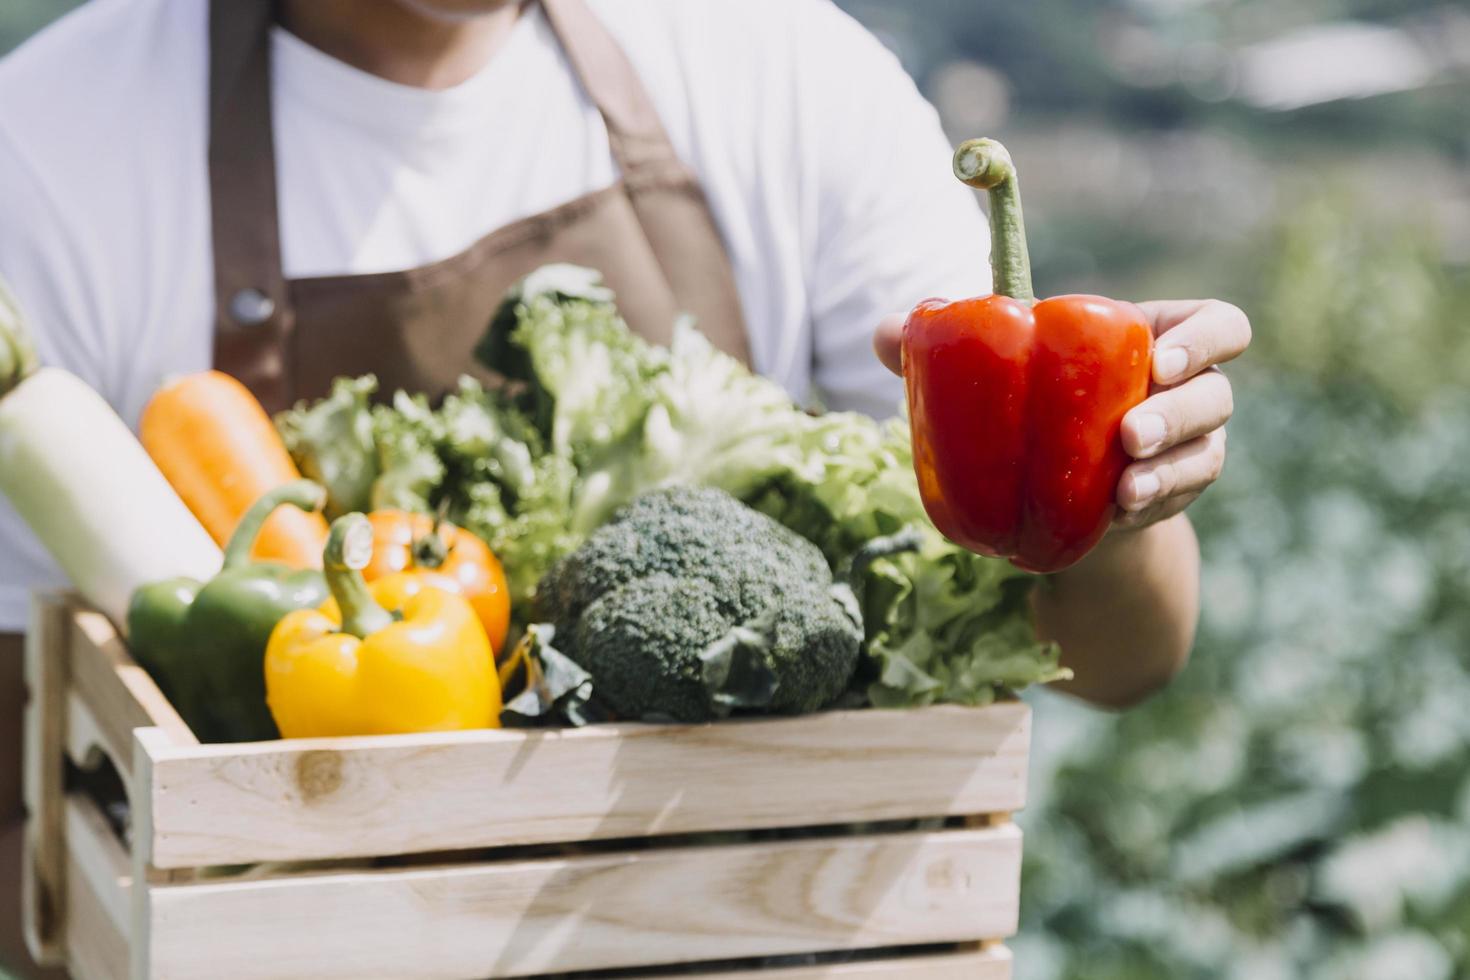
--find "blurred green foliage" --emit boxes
[1251,191,1470,407]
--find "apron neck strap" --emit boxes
[538,0,681,176]
[209,0,289,335]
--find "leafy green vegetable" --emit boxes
[498,624,605,728]
[277,375,380,517]
[276,265,1064,707]
[744,410,1065,705]
[508,286,666,463]
[368,392,445,513]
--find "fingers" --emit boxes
[873,313,904,376]
[1117,427,1226,523]
[1121,367,1233,459]
[1114,490,1201,531]
[1137,299,1251,385]
[1114,298,1243,528]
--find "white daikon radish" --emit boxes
[0,280,221,629]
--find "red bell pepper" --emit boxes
[903,138,1153,573]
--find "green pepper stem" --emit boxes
[324,514,394,639]
[953,138,1035,304]
[0,278,39,399]
[411,502,452,569]
[222,480,328,569]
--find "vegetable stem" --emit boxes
[953,138,1035,304]
[222,480,328,569]
[324,514,395,638]
[840,526,925,585]
[0,278,39,398]
[411,501,452,569]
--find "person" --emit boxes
[0,0,1247,974]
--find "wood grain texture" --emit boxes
[143,825,1022,980]
[64,794,131,939]
[64,846,129,980]
[687,946,1012,979]
[62,793,130,980]
[131,728,170,980]
[21,593,69,966]
[138,702,1029,868]
[68,609,196,785]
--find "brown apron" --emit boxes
[208,0,751,414]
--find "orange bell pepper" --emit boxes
[361,509,511,656]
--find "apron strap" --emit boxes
[539,0,683,181]
[540,0,753,365]
[208,0,295,407]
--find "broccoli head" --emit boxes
[537,485,830,629]
[537,485,863,722]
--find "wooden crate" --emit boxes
[22,594,1031,980]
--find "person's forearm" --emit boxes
[1032,514,1200,708]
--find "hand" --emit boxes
[1113,299,1248,528]
[872,298,1250,530]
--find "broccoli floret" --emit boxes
[538,485,863,722]
[574,575,734,723]
[538,485,829,629]
[766,590,867,713]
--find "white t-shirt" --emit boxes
[0,0,991,631]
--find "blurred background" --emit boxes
[5,1,1469,978]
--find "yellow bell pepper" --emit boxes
[265,513,501,737]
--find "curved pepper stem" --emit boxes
[0,278,39,399]
[324,514,395,639]
[411,501,453,570]
[953,138,1035,305]
[223,480,329,569]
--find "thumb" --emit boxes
[872,313,905,377]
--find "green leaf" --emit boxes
[276,375,380,518]
[698,610,781,715]
[500,624,607,728]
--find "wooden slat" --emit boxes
[140,825,1022,980]
[132,728,167,980]
[62,793,130,980]
[64,849,129,980]
[66,690,109,771]
[64,794,131,939]
[686,946,1012,979]
[68,607,196,783]
[21,593,69,966]
[137,702,1029,868]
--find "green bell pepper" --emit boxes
[128,480,329,742]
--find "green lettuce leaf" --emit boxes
[368,392,445,513]
[276,375,380,518]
